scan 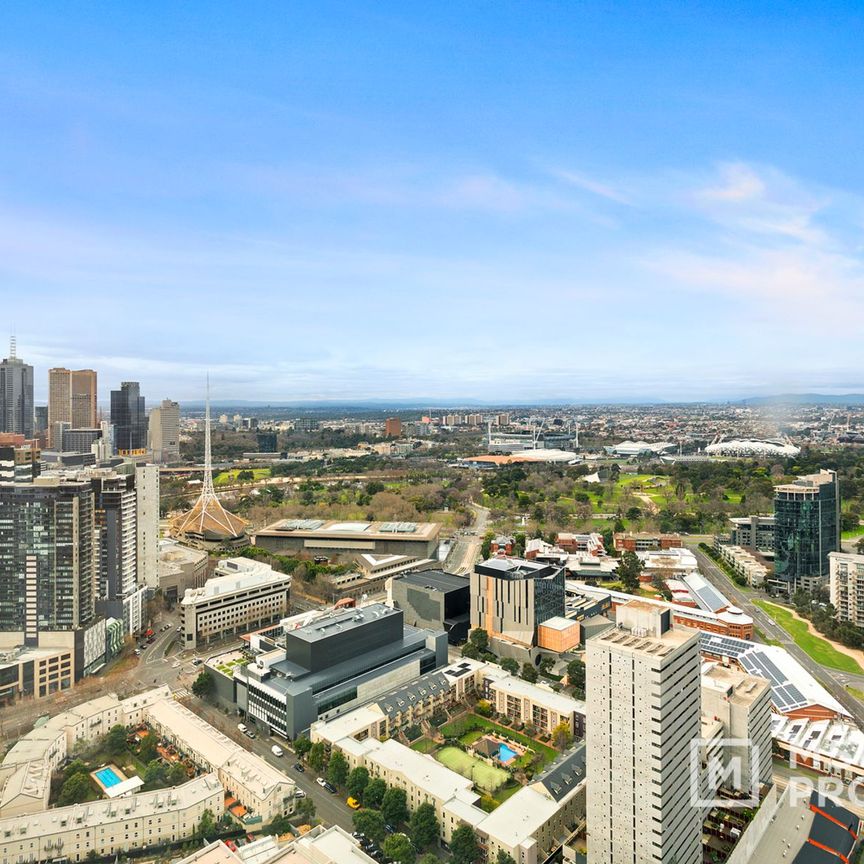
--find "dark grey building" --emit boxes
[773,470,840,592]
[0,479,95,641]
[389,569,470,644]
[235,603,447,739]
[0,341,33,438]
[62,427,103,454]
[110,381,148,455]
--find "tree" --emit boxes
[480,531,495,560]
[521,662,538,683]
[353,808,386,844]
[856,536,864,555]
[293,736,312,758]
[264,815,293,835]
[617,551,643,593]
[500,657,519,675]
[295,797,316,823]
[143,759,167,788]
[64,758,89,780]
[364,777,387,809]
[567,658,586,698]
[138,733,158,763]
[475,699,493,717]
[450,825,480,864]
[409,801,439,851]
[167,762,188,786]
[552,721,573,750]
[105,724,127,757]
[58,772,91,806]
[347,766,370,801]
[381,787,409,825]
[87,850,99,862]
[383,833,416,864]
[468,628,489,653]
[197,808,216,839]
[326,749,349,788]
[537,654,554,676]
[192,670,215,699]
[496,851,517,864]
[308,741,327,771]
[419,855,440,864]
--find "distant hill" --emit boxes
[738,394,864,406]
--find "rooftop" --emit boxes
[395,569,469,592]
[257,519,440,541]
[289,603,399,643]
[182,562,290,604]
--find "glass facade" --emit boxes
[0,482,95,634]
[774,471,839,590]
[110,381,147,454]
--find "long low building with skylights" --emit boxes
[254,518,441,559]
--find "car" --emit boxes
[294,789,306,799]
[352,832,364,840]
[384,824,397,834]
[323,781,336,794]
[316,777,327,787]
[133,649,140,656]
[271,744,284,757]
[192,658,203,666]
[245,730,256,739]
[347,797,361,810]
[237,723,248,734]
[293,763,305,773]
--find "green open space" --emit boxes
[409,738,437,754]
[436,746,510,792]
[753,600,863,674]
[841,527,864,540]
[440,714,557,766]
[213,468,272,487]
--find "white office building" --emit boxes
[181,558,291,649]
[829,551,864,628]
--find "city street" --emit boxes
[689,542,864,727]
[446,502,490,575]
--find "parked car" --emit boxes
[245,730,256,739]
[316,777,327,787]
[271,744,284,757]
[237,723,248,734]
[347,797,361,810]
[293,762,305,773]
[323,781,336,794]
[294,789,306,799]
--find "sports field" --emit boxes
[436,746,509,792]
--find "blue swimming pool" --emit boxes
[498,743,517,763]
[95,767,123,788]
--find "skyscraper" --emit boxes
[0,338,34,439]
[0,479,96,641]
[773,469,840,592]
[148,398,180,464]
[48,368,97,446]
[587,601,702,864]
[136,463,160,590]
[110,381,148,456]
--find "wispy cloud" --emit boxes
[552,168,633,205]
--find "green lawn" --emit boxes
[436,746,510,792]
[847,685,864,704]
[440,714,557,765]
[213,468,271,487]
[842,527,864,540]
[753,600,863,674]
[410,738,437,754]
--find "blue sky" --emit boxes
[2,1,864,403]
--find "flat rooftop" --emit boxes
[290,603,399,643]
[256,519,440,541]
[395,569,469,592]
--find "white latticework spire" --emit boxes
[172,376,247,540]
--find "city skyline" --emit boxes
[3,2,864,401]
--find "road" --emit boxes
[189,700,356,833]
[688,542,864,728]
[446,503,490,575]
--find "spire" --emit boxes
[9,333,16,360]
[201,372,214,500]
